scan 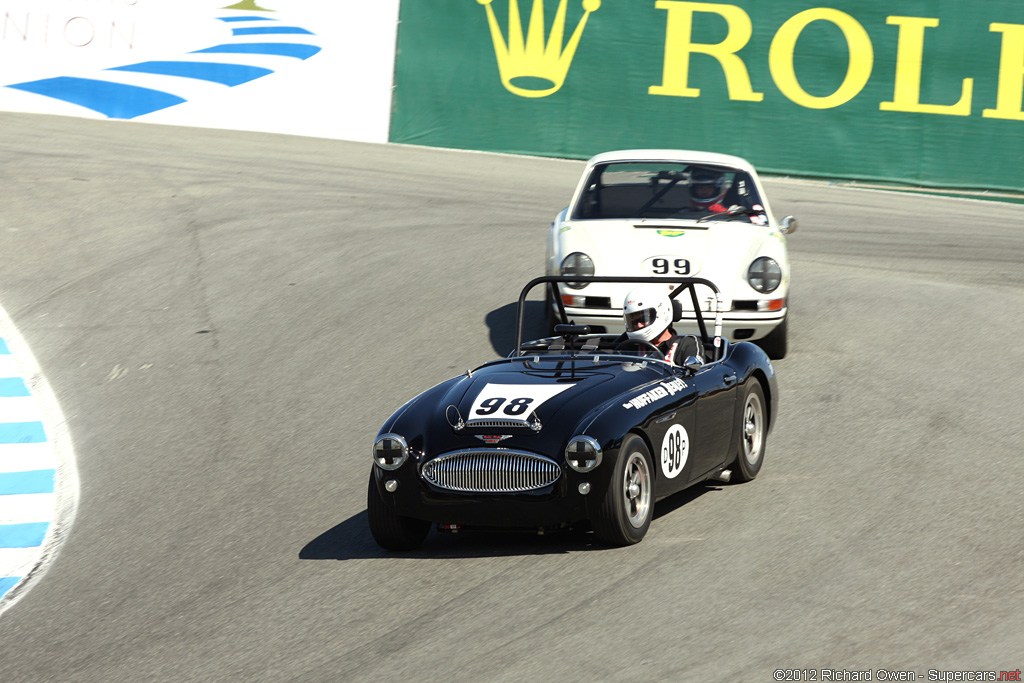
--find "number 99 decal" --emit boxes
[660,424,689,479]
[643,255,701,277]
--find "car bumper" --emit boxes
[556,305,787,342]
[373,466,595,529]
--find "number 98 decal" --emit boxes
[468,383,574,422]
[660,424,689,479]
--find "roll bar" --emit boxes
[514,276,723,354]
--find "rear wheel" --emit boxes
[593,435,654,546]
[728,382,767,483]
[366,471,430,550]
[755,316,787,359]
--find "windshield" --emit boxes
[571,162,765,221]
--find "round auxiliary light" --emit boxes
[372,434,408,471]
[565,436,602,473]
[560,252,595,290]
[748,257,782,293]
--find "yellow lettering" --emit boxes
[648,1,763,101]
[769,8,873,109]
[983,23,1024,120]
[880,17,972,116]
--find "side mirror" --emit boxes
[780,216,798,234]
[682,355,703,374]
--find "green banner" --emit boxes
[390,0,1024,192]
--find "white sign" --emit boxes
[468,383,574,422]
[660,424,689,479]
[0,0,399,142]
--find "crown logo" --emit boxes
[477,0,600,98]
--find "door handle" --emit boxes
[723,373,737,387]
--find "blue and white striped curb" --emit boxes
[2,13,322,120]
[0,314,78,616]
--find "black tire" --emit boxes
[366,471,430,550]
[728,381,767,483]
[755,316,787,360]
[592,434,655,546]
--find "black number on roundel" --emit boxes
[504,397,534,415]
[663,431,683,473]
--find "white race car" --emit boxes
[546,149,797,359]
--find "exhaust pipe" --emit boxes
[713,469,732,483]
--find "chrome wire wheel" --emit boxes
[623,451,652,529]
[729,381,767,483]
[742,390,765,466]
[594,434,654,546]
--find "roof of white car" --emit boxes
[584,149,757,173]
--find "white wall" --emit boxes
[0,0,400,143]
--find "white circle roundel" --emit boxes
[660,425,689,479]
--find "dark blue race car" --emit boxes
[368,276,778,549]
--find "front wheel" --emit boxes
[592,435,654,546]
[367,471,430,550]
[728,381,767,483]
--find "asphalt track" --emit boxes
[0,111,1022,682]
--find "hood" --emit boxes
[558,219,777,306]
[391,358,677,460]
[447,365,621,429]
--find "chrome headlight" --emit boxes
[560,252,595,289]
[372,433,408,470]
[748,257,782,293]
[565,436,602,473]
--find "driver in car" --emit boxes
[622,285,704,365]
[689,168,728,214]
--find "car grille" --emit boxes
[465,418,533,430]
[421,450,561,493]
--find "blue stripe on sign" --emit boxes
[0,339,9,354]
[0,470,55,495]
[193,43,321,60]
[0,378,31,397]
[0,422,47,444]
[0,522,49,548]
[0,576,21,598]
[109,61,273,87]
[6,78,186,119]
[231,26,313,36]
[218,16,276,22]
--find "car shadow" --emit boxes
[485,300,548,357]
[653,482,721,520]
[299,485,724,560]
[298,511,599,559]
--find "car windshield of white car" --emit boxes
[572,162,764,221]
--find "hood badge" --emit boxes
[475,434,513,444]
[446,405,465,431]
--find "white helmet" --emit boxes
[690,167,726,209]
[623,285,673,343]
